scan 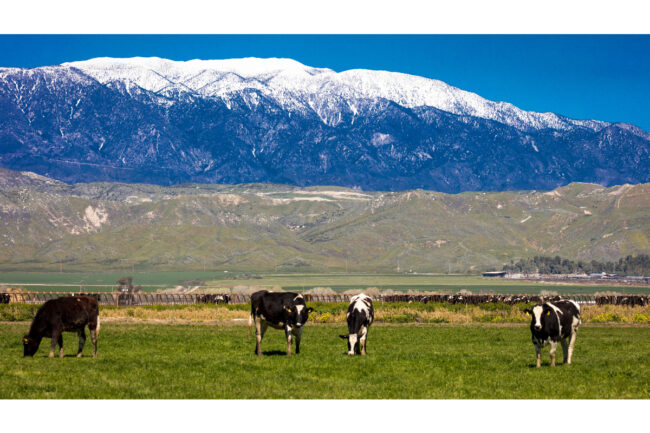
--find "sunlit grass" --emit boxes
[1,323,648,399]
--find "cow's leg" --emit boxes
[90,328,98,358]
[348,333,358,356]
[49,332,60,358]
[359,326,368,355]
[292,326,303,354]
[567,316,580,365]
[89,320,99,358]
[58,334,64,358]
[549,341,557,367]
[285,326,293,356]
[567,330,578,364]
[561,338,569,364]
[77,329,86,358]
[255,318,267,357]
[534,344,542,368]
[255,317,262,356]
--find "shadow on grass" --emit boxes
[27,353,92,359]
[261,350,290,356]
[526,363,570,368]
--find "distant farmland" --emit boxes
[1,272,648,294]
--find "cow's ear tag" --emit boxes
[547,311,551,316]
[287,308,292,313]
[23,338,28,344]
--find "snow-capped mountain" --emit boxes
[63,57,605,131]
[0,57,648,192]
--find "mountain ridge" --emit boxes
[0,57,648,192]
[59,56,608,131]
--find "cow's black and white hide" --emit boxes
[524,300,581,367]
[248,290,313,356]
[197,294,230,304]
[339,294,374,356]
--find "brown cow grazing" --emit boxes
[23,296,100,358]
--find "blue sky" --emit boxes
[1,35,649,130]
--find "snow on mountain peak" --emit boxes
[64,56,331,79]
[60,56,607,132]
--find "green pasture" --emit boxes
[0,323,648,398]
[0,271,230,286]
[204,273,650,294]
[1,271,648,294]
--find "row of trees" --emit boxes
[502,254,650,276]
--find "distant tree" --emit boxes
[502,254,649,276]
[117,276,135,293]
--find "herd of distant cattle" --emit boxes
[382,293,649,306]
[15,289,642,366]
[4,292,649,306]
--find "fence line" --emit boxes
[1,292,648,306]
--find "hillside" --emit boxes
[0,168,648,272]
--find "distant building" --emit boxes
[482,271,506,277]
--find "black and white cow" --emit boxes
[524,299,581,368]
[248,290,313,356]
[339,294,374,356]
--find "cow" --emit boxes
[339,293,374,356]
[524,299,581,368]
[23,296,100,358]
[248,290,313,357]
[197,294,230,304]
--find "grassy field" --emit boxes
[1,322,648,399]
[204,273,650,294]
[1,271,648,294]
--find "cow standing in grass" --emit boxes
[524,300,581,367]
[339,294,374,356]
[23,296,100,358]
[249,290,313,356]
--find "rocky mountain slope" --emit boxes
[1,168,647,272]
[1,57,648,192]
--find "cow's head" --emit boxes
[284,296,313,327]
[524,304,552,331]
[22,335,40,357]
